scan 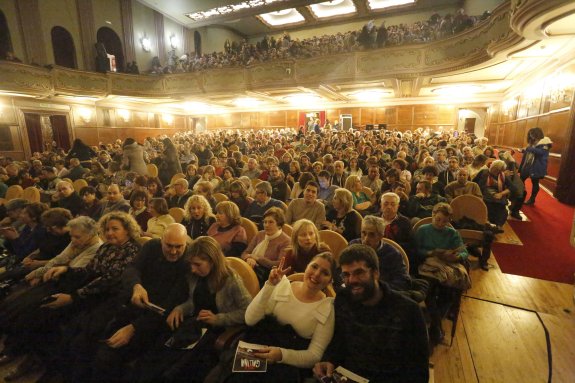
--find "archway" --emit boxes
[51,26,77,68]
[0,10,13,59]
[96,27,125,72]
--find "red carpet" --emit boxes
[492,180,575,284]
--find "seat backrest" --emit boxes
[168,207,185,223]
[73,178,88,193]
[240,217,258,244]
[170,173,186,185]
[282,223,293,237]
[226,257,260,298]
[450,195,488,225]
[137,236,153,246]
[318,230,348,264]
[412,217,433,233]
[5,185,24,200]
[278,201,288,212]
[381,238,410,274]
[22,187,40,203]
[213,193,229,203]
[251,179,262,188]
[62,178,73,185]
[287,273,336,297]
[147,163,158,177]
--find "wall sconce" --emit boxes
[140,34,151,52]
[162,114,174,124]
[78,107,93,123]
[169,34,179,49]
[117,109,130,122]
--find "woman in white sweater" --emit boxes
[228,254,336,382]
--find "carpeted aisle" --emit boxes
[492,180,575,284]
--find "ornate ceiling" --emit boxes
[136,0,459,37]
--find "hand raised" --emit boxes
[268,257,291,286]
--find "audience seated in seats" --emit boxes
[207,201,248,257]
[0,207,71,284]
[323,188,362,242]
[1,202,48,266]
[66,158,89,181]
[476,160,512,228]
[378,192,415,267]
[313,244,429,383]
[0,198,28,231]
[146,177,165,198]
[215,166,235,195]
[345,175,372,214]
[37,166,61,193]
[61,224,191,382]
[182,194,216,239]
[50,180,82,216]
[444,167,483,203]
[400,180,446,222]
[101,184,131,215]
[143,198,175,238]
[268,165,290,202]
[242,207,291,286]
[77,186,104,221]
[129,190,152,232]
[317,170,338,206]
[415,203,470,345]
[467,154,488,182]
[0,212,140,380]
[434,149,449,173]
[285,160,301,188]
[242,157,262,179]
[349,216,411,291]
[437,156,460,191]
[289,171,315,200]
[194,180,219,211]
[223,254,335,383]
[286,181,326,228]
[184,164,201,190]
[167,178,194,209]
[419,166,444,196]
[499,150,524,220]
[228,180,252,216]
[281,219,331,274]
[196,165,220,191]
[242,181,284,226]
[330,160,348,188]
[134,236,252,382]
[360,165,383,193]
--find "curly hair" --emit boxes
[98,211,141,241]
[184,194,214,224]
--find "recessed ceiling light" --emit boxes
[367,0,416,11]
[258,8,305,26]
[309,0,356,18]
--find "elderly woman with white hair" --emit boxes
[476,160,513,228]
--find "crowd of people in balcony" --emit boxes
[152,8,489,74]
[0,118,551,381]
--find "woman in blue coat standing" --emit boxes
[519,127,553,205]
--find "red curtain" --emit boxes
[298,111,326,133]
[24,113,43,153]
[50,114,71,151]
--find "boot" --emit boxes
[524,198,535,206]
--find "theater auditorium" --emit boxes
[0,0,574,382]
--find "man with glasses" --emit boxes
[167,178,193,209]
[242,181,284,226]
[350,215,410,290]
[313,244,429,383]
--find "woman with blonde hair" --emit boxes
[322,188,362,241]
[142,198,175,238]
[242,207,291,285]
[281,219,331,273]
[207,201,248,257]
[344,175,372,213]
[135,236,252,381]
[182,194,216,239]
